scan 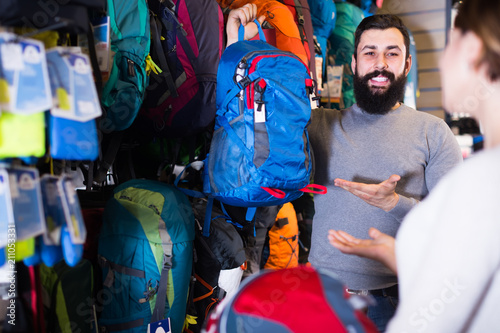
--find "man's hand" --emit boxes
[328,228,397,274]
[334,174,401,212]
[226,4,266,47]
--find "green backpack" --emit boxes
[98,179,195,333]
[40,259,96,333]
[101,0,151,132]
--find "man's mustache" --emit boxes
[362,70,396,82]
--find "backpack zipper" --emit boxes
[127,59,136,77]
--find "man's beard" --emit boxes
[353,69,407,115]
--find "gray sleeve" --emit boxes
[388,119,463,222]
[388,194,419,222]
[424,119,463,192]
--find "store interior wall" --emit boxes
[378,0,449,119]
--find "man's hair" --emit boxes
[454,0,500,81]
[354,14,410,60]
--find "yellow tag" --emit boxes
[0,79,9,104]
[56,87,71,111]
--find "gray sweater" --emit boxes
[308,104,463,290]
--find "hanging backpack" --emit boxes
[328,1,364,108]
[39,259,96,333]
[97,179,195,333]
[185,198,246,333]
[263,202,299,270]
[217,0,309,66]
[307,0,337,74]
[134,0,224,140]
[203,21,325,208]
[203,265,378,333]
[100,0,150,132]
[277,0,317,89]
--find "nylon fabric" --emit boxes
[98,180,194,333]
[206,37,312,207]
[204,266,378,332]
[101,0,150,131]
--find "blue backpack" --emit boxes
[307,0,337,73]
[97,179,195,333]
[203,22,324,208]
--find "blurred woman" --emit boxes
[328,0,500,331]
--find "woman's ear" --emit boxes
[463,31,483,70]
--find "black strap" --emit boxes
[93,131,124,185]
[150,12,178,98]
[86,21,103,99]
[102,318,144,332]
[161,8,198,73]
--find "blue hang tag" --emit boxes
[0,168,14,248]
[70,52,102,121]
[46,47,102,122]
[7,167,46,241]
[40,175,68,246]
[147,318,171,333]
[61,175,86,244]
[46,48,74,117]
[0,32,52,114]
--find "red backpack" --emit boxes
[204,265,379,333]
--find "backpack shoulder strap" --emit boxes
[151,217,173,322]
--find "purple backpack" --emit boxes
[136,0,224,139]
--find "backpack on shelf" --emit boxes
[203,21,326,208]
[97,179,195,333]
[134,0,224,140]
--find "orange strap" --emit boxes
[193,273,215,303]
[205,298,219,318]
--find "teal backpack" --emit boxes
[101,0,151,132]
[98,179,195,333]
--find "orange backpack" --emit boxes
[264,202,299,269]
[218,0,309,66]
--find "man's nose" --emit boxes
[374,54,388,70]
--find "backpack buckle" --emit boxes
[163,253,173,270]
[237,76,252,90]
[143,279,160,302]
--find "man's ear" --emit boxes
[351,54,356,74]
[404,54,412,77]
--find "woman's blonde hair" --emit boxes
[455,0,500,81]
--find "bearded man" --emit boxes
[308,14,463,332]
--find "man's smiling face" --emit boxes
[351,27,412,114]
[352,27,410,92]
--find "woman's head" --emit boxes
[440,0,500,115]
[454,0,500,81]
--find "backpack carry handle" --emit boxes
[238,19,266,43]
[300,184,328,194]
[261,187,286,199]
